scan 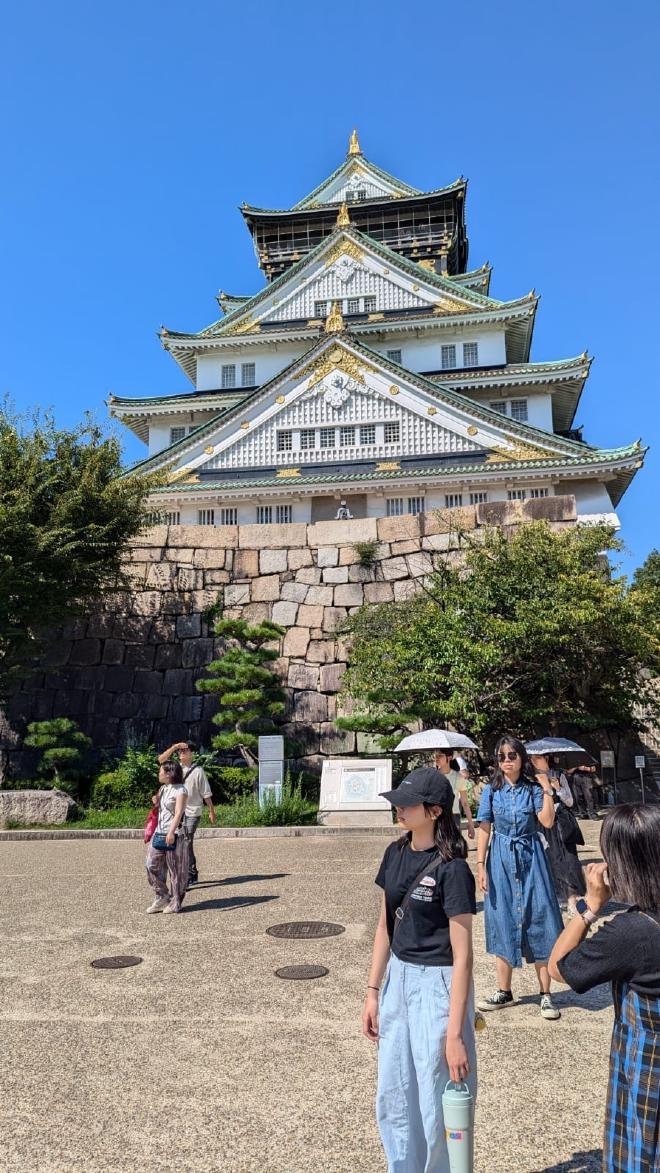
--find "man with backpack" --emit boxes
[158,741,216,887]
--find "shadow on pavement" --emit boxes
[183,894,279,913]
[193,873,289,887]
[536,1148,603,1172]
[517,983,612,1013]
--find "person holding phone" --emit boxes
[145,760,189,914]
[158,740,216,887]
[475,736,564,1020]
[362,767,477,1172]
[549,804,660,1173]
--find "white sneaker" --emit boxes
[162,903,180,914]
[146,896,170,914]
[540,993,561,1020]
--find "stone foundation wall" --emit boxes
[4,496,577,775]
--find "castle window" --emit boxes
[360,424,376,445]
[241,362,256,386]
[441,345,457,370]
[314,300,328,318]
[529,487,549,498]
[256,505,273,524]
[386,498,404,516]
[221,364,236,388]
[277,430,293,452]
[445,494,463,509]
[276,504,293,524]
[300,428,316,449]
[469,491,489,505]
[198,509,215,526]
[463,342,479,367]
[490,401,507,415]
[347,298,360,314]
[356,189,367,200]
[319,427,336,448]
[219,507,237,525]
[507,489,526,501]
[164,511,180,525]
[364,296,377,313]
[170,426,186,444]
[340,426,356,446]
[384,421,400,444]
[407,497,424,515]
[386,349,402,364]
[510,398,528,422]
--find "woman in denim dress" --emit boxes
[475,736,564,1020]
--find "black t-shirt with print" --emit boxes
[375,839,476,966]
[558,908,660,998]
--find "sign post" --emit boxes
[634,755,646,804]
[600,750,616,805]
[258,735,284,808]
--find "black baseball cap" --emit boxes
[380,767,454,809]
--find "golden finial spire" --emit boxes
[325,301,345,333]
[348,128,362,156]
[336,201,351,227]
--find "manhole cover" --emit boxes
[266,921,345,939]
[275,964,329,980]
[90,955,143,970]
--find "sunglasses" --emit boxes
[498,751,519,762]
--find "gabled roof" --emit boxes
[217,292,251,315]
[451,263,491,295]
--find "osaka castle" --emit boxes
[110,131,644,527]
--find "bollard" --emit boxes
[442,1081,474,1173]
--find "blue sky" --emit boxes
[2,0,658,576]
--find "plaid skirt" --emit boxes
[604,981,660,1172]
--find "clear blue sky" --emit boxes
[2,0,658,576]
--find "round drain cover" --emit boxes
[90,955,143,970]
[275,964,329,981]
[266,921,345,939]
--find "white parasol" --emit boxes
[394,729,478,753]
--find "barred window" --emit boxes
[340,426,356,446]
[489,400,507,415]
[407,497,424,515]
[300,428,316,449]
[463,342,479,367]
[364,296,377,313]
[360,424,376,445]
[384,421,400,444]
[469,491,488,505]
[198,509,215,526]
[347,297,360,314]
[386,498,404,516]
[170,426,186,444]
[441,345,456,369]
[507,489,526,501]
[510,398,528,422]
[386,349,402,364]
[529,487,549,498]
[241,362,256,386]
[219,507,237,525]
[314,300,328,318]
[164,511,180,525]
[356,189,367,200]
[445,494,463,509]
[319,427,336,448]
[277,430,293,452]
[256,505,273,524]
[276,504,293,524]
[221,364,236,388]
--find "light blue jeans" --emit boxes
[376,953,477,1173]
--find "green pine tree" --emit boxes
[24,718,92,794]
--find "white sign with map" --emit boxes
[318,758,393,827]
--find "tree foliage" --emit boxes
[339,521,660,752]
[0,407,158,699]
[24,718,92,793]
[632,548,660,593]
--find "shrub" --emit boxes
[91,745,160,809]
[216,778,317,827]
[213,765,258,803]
[23,718,92,798]
[353,540,378,568]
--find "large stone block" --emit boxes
[170,695,204,723]
[282,627,311,658]
[322,566,349,584]
[319,663,346,693]
[348,564,375,583]
[307,639,335,664]
[322,607,348,633]
[288,663,320,690]
[111,692,142,719]
[124,645,156,669]
[422,532,454,551]
[376,514,421,542]
[132,669,163,694]
[296,604,324,628]
[238,522,307,549]
[204,569,230,586]
[42,640,73,668]
[307,517,378,547]
[319,723,355,755]
[523,494,577,523]
[128,545,168,562]
[316,546,339,568]
[380,556,410,581]
[175,566,196,592]
[0,789,76,826]
[364,581,394,604]
[154,644,183,670]
[304,585,334,606]
[281,722,320,757]
[423,506,477,534]
[291,690,328,723]
[334,583,364,607]
[242,603,272,623]
[131,524,168,548]
[280,581,309,604]
[149,617,176,644]
[406,551,434,577]
[181,638,215,668]
[104,665,135,693]
[260,548,288,574]
[193,548,229,568]
[177,613,202,639]
[225,583,251,607]
[163,547,195,562]
[69,639,102,667]
[86,614,116,639]
[394,579,422,602]
[163,668,194,695]
[295,567,322,585]
[233,549,259,579]
[170,524,239,548]
[390,539,420,556]
[272,600,299,627]
[288,547,313,570]
[146,562,173,590]
[251,574,281,601]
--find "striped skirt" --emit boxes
[604,981,660,1172]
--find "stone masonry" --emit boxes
[4,497,577,776]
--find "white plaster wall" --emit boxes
[148,413,217,455]
[561,481,616,518]
[371,329,507,373]
[196,342,308,392]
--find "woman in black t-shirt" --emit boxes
[362,767,477,1173]
[549,804,660,1173]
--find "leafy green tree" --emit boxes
[196,617,286,793]
[632,549,660,592]
[0,406,158,700]
[339,521,660,753]
[24,718,92,794]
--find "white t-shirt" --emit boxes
[444,768,465,815]
[182,765,212,818]
[156,783,188,835]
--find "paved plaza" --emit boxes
[0,827,610,1172]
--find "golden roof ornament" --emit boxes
[325,301,345,333]
[336,201,351,227]
[348,128,362,156]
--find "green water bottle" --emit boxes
[442,1081,474,1173]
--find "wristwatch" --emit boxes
[575,899,598,927]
